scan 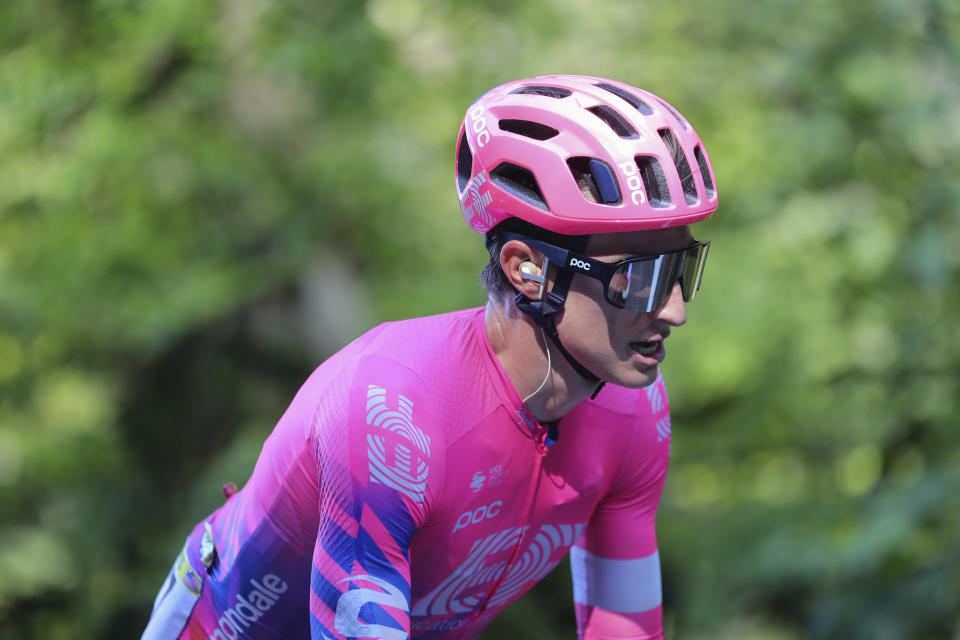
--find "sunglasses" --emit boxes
[500,232,710,312]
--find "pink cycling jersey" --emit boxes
[142,307,672,640]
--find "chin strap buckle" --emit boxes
[513,291,565,329]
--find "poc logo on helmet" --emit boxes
[468,104,490,148]
[618,160,647,205]
[453,500,503,533]
[569,258,591,271]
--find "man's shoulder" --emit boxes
[348,307,484,358]
[298,306,494,423]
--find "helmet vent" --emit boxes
[635,156,671,208]
[656,98,689,130]
[567,157,621,204]
[659,129,698,205]
[456,130,473,192]
[594,83,654,116]
[587,105,638,139]
[499,119,560,141]
[490,162,549,211]
[694,145,715,198]
[510,85,572,99]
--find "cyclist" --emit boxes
[141,74,718,640]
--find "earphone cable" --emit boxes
[523,327,552,404]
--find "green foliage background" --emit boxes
[1,0,958,638]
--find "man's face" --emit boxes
[556,225,694,389]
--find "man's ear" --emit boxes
[500,240,548,300]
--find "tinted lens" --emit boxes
[606,241,709,312]
[680,241,709,302]
[607,252,683,312]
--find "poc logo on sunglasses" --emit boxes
[569,258,591,271]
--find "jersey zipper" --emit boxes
[471,423,551,621]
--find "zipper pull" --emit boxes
[544,422,559,446]
[536,421,559,454]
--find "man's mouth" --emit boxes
[630,340,662,357]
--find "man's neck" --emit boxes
[484,298,597,424]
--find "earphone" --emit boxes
[519,262,538,276]
[519,261,547,301]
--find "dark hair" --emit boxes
[479,218,589,298]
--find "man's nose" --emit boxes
[655,281,687,326]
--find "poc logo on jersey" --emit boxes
[453,500,503,533]
[569,258,591,271]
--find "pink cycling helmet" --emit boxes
[456,74,718,236]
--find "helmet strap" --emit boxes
[514,267,605,398]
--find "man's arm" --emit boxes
[572,376,672,640]
[308,358,443,639]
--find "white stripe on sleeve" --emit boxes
[570,546,662,613]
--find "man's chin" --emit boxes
[610,366,659,389]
